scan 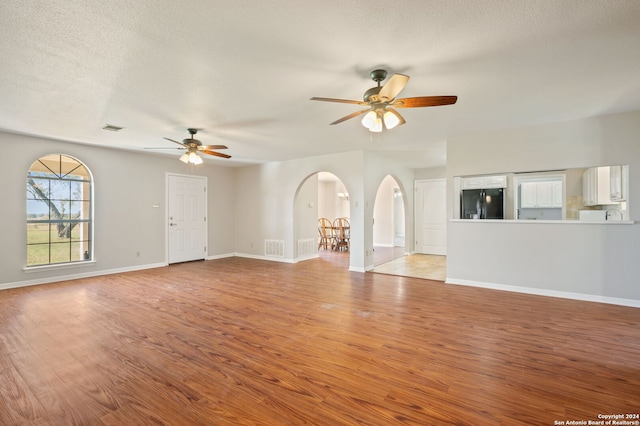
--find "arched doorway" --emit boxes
[372,175,405,266]
[293,171,350,268]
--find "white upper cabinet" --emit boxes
[583,167,616,206]
[553,181,563,207]
[609,165,627,202]
[462,175,507,189]
[521,181,562,208]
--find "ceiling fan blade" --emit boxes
[198,145,228,150]
[378,74,409,102]
[201,150,232,159]
[310,97,367,105]
[163,137,188,147]
[330,108,370,125]
[144,147,185,150]
[392,95,458,108]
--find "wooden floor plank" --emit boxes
[1,255,639,425]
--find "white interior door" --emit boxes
[415,179,447,255]
[167,174,207,264]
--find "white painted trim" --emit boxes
[210,252,316,263]
[23,260,97,273]
[206,253,235,260]
[296,253,320,262]
[446,277,640,308]
[233,252,296,264]
[2,263,167,291]
[351,263,374,273]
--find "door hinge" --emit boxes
[204,246,206,252]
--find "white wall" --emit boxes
[446,110,640,306]
[295,173,319,256]
[317,180,335,220]
[233,150,415,271]
[0,131,236,289]
[318,177,350,221]
[415,166,446,181]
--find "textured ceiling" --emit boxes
[1,1,640,168]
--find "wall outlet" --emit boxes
[136,251,140,257]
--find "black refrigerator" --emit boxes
[461,188,504,219]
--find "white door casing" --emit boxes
[415,179,447,255]
[167,174,207,264]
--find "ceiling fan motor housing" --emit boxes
[370,69,387,82]
[363,69,388,102]
[183,139,202,146]
[184,128,202,146]
[363,86,382,103]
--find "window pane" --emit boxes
[70,222,90,241]
[69,201,89,219]
[69,181,85,200]
[27,178,50,200]
[52,200,71,220]
[27,244,50,266]
[49,181,71,201]
[69,222,81,240]
[27,223,50,244]
[50,242,71,263]
[60,159,83,177]
[52,222,74,240]
[71,242,88,261]
[27,200,50,218]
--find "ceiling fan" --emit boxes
[145,128,231,164]
[310,69,457,132]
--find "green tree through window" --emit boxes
[26,154,93,266]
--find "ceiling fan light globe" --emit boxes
[369,119,383,132]
[187,151,203,165]
[361,110,378,129]
[179,153,190,164]
[383,110,401,129]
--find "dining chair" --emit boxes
[317,217,333,250]
[332,217,350,251]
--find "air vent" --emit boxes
[264,240,284,258]
[102,124,124,132]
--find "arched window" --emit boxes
[26,154,93,267]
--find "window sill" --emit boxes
[23,260,96,274]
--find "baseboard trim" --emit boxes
[296,253,320,262]
[233,253,296,264]
[2,262,168,291]
[206,253,235,260]
[446,277,640,308]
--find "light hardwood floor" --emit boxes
[1,256,639,425]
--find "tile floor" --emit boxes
[318,245,447,281]
[372,253,447,281]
